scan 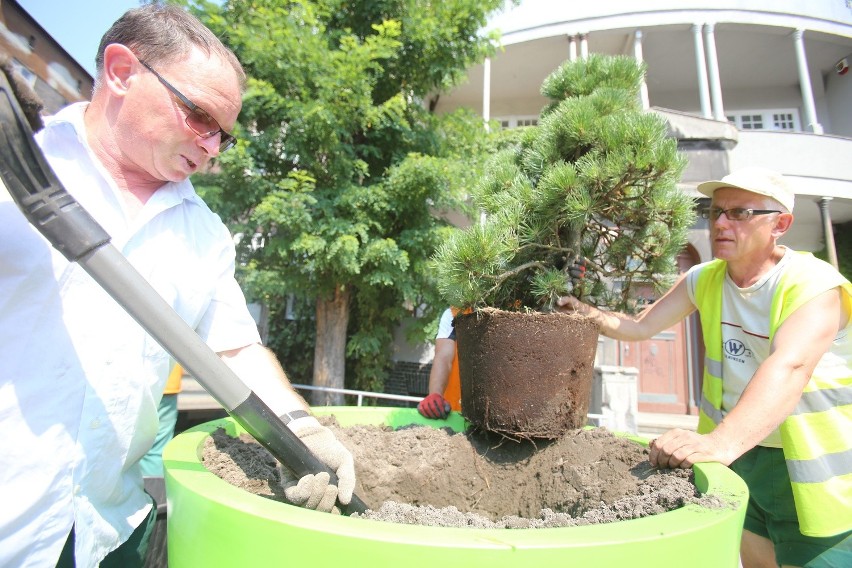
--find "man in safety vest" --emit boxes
[558,167,850,568]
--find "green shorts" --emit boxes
[730,445,851,567]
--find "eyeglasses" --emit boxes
[138,59,237,153]
[700,207,782,221]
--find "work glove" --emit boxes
[418,393,451,419]
[276,415,356,514]
[568,256,587,294]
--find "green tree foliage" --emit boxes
[432,55,695,314]
[190,0,507,400]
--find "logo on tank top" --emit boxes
[723,339,752,363]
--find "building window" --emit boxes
[11,60,37,87]
[773,112,795,130]
[739,114,763,130]
[726,109,800,132]
[496,116,539,129]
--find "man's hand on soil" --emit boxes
[280,416,356,513]
[277,467,340,513]
[418,393,451,419]
[648,428,734,468]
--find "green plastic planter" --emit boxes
[163,407,747,567]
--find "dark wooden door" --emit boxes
[622,245,703,415]
[621,323,690,414]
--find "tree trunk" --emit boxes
[312,285,351,406]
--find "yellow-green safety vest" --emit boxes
[693,251,852,537]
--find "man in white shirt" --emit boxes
[0,6,354,567]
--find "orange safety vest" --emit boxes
[443,307,470,411]
[164,364,183,395]
[444,349,462,411]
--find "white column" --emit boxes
[568,34,577,61]
[692,24,712,118]
[819,198,838,269]
[793,29,824,134]
[633,30,650,110]
[579,33,589,59]
[703,24,725,121]
[482,56,491,130]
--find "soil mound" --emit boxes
[202,417,729,528]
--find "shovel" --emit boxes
[0,70,366,515]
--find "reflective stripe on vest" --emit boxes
[786,447,852,484]
[694,260,726,434]
[692,252,852,537]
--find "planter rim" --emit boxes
[164,406,747,549]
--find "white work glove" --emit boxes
[275,414,355,514]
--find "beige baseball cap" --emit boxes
[697,167,795,213]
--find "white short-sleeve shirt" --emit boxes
[0,103,260,567]
[686,249,794,448]
[436,308,456,340]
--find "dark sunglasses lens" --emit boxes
[219,135,236,152]
[186,110,236,152]
[186,110,219,137]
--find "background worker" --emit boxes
[139,363,183,478]
[417,307,462,419]
[558,167,851,568]
[0,6,354,567]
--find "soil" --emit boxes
[202,416,729,529]
[456,309,600,439]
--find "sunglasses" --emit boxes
[138,59,237,153]
[700,207,782,221]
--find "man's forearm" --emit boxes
[426,361,452,394]
[708,356,812,463]
[219,343,310,415]
[562,299,656,341]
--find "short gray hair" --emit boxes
[95,4,245,90]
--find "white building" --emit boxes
[395,0,852,418]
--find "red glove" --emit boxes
[569,256,587,281]
[418,393,451,419]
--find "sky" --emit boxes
[17,0,147,77]
[17,1,514,78]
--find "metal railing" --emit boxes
[292,383,424,406]
[182,376,604,423]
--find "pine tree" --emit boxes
[432,54,694,313]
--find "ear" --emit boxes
[771,212,794,238]
[99,43,138,97]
